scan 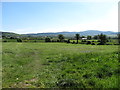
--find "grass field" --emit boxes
[2,42,119,88]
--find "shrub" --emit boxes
[86,41,91,44]
[51,40,55,42]
[106,44,112,45]
[64,40,68,42]
[10,37,15,39]
[45,37,51,42]
[106,40,109,42]
[72,41,76,44]
[114,44,119,45]
[17,39,22,42]
[3,40,7,42]
[97,42,105,45]
[97,40,100,42]
[57,40,60,42]
[34,40,37,42]
[91,43,95,45]
[67,39,70,43]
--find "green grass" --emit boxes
[2,42,119,88]
[2,39,45,42]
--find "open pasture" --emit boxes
[2,42,119,88]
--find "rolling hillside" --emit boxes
[1,30,118,38]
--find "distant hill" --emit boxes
[2,32,20,37]
[25,30,117,37]
[79,30,117,36]
[1,30,118,38]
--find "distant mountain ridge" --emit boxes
[1,30,118,38]
[25,30,117,37]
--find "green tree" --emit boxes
[93,35,99,39]
[87,35,92,40]
[75,34,80,44]
[58,34,64,42]
[81,36,85,38]
[98,33,107,45]
[45,37,51,42]
[17,38,22,42]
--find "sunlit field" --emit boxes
[2,42,119,88]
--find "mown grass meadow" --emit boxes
[2,42,119,88]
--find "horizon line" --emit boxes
[1,30,118,34]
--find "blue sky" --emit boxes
[2,1,118,34]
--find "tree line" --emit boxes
[45,33,119,45]
[2,33,120,45]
